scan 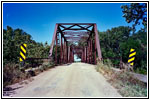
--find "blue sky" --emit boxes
[3,3,142,44]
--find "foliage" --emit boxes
[103,59,113,68]
[3,63,27,87]
[99,26,131,65]
[121,3,147,32]
[3,26,51,65]
[3,61,55,87]
[52,45,61,63]
[99,26,147,74]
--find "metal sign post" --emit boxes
[128,48,136,66]
[19,43,27,66]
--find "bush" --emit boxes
[103,59,113,67]
[3,60,55,88]
[3,63,27,87]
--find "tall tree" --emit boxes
[121,3,147,32]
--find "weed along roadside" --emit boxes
[3,60,55,92]
[96,61,147,97]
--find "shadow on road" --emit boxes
[3,86,23,96]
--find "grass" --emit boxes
[96,61,147,97]
[3,63,27,87]
[3,61,55,88]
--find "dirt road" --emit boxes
[6,63,121,97]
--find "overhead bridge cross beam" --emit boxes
[49,23,102,65]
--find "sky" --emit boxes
[3,3,142,45]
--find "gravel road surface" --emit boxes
[5,63,121,97]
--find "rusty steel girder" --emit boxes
[49,23,102,65]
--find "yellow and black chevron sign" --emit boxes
[19,44,27,62]
[128,48,136,66]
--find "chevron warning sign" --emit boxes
[128,48,136,66]
[19,44,27,62]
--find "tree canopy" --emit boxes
[99,26,147,74]
[3,26,50,65]
[121,3,147,32]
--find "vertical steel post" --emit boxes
[68,46,70,63]
[60,35,63,63]
[69,47,71,63]
[63,38,64,63]
[94,34,97,64]
[71,50,72,62]
[81,51,83,62]
[83,49,85,62]
[87,46,88,63]
[85,47,86,63]
[66,41,68,63]
[65,41,67,63]
[49,24,58,57]
[63,40,65,63]
[89,41,91,63]
[94,24,102,61]
[55,33,58,64]
[89,39,91,63]
[86,47,87,63]
[70,47,72,63]
[71,50,73,62]
[64,41,67,63]
[88,41,90,63]
[71,50,72,63]
[63,41,65,63]
[73,53,74,62]
[91,38,93,64]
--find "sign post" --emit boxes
[19,43,27,66]
[128,48,136,67]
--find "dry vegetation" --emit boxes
[96,61,147,97]
[3,61,55,88]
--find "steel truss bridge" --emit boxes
[49,23,102,64]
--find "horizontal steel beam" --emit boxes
[67,39,80,42]
[63,31,90,35]
[64,34,89,37]
[63,28,90,31]
[65,37,88,39]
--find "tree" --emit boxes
[121,3,147,32]
[98,26,147,74]
[3,26,51,65]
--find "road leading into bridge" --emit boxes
[10,63,121,97]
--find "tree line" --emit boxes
[3,26,50,66]
[3,3,147,74]
[99,26,147,74]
